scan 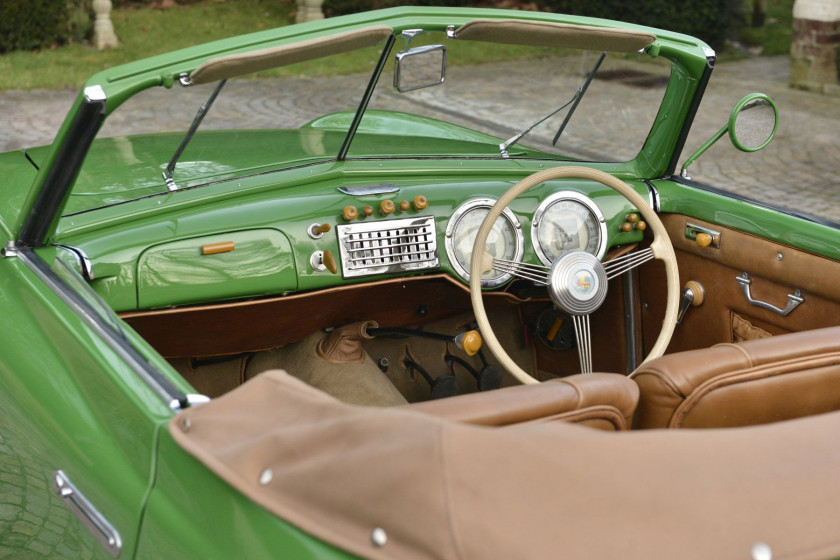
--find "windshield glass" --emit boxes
[67,28,670,216]
[348,31,671,162]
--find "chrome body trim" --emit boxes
[53,470,122,558]
[54,244,95,281]
[645,180,660,212]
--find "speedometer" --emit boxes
[531,191,607,266]
[445,198,524,288]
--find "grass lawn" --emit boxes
[0,0,295,90]
[0,0,797,91]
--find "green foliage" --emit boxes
[324,0,745,49]
[323,0,474,18]
[0,0,92,53]
[533,0,745,50]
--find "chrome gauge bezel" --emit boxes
[531,191,607,267]
[445,198,524,288]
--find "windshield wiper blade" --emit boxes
[162,79,227,191]
[552,51,606,146]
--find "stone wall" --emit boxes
[790,0,840,94]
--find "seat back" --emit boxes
[631,326,840,429]
[404,372,639,431]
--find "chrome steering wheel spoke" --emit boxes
[603,247,655,280]
[571,314,593,374]
[490,257,551,286]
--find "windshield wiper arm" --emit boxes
[498,96,576,158]
[552,51,606,146]
[163,79,227,191]
[498,51,606,158]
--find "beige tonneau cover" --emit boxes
[171,370,840,559]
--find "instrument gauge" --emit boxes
[445,198,524,288]
[531,191,607,266]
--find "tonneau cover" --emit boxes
[170,369,840,559]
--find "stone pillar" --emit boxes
[92,0,119,49]
[295,0,325,23]
[790,0,840,94]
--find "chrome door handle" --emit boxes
[735,272,804,317]
[53,470,122,557]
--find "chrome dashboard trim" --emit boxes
[337,215,439,278]
[445,197,524,288]
[531,191,607,266]
[338,183,400,196]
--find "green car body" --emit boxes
[1,7,838,559]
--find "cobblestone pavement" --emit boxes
[1,55,838,222]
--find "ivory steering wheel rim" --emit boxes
[469,166,679,384]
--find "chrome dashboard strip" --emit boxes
[53,470,122,558]
[338,183,400,196]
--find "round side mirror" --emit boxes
[728,93,778,152]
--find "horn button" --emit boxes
[548,251,608,315]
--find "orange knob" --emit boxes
[343,206,358,221]
[202,241,235,255]
[322,250,337,274]
[362,205,374,217]
[380,200,395,215]
[313,223,331,235]
[635,220,647,231]
[626,213,639,223]
[399,200,411,212]
[620,222,633,233]
[455,330,482,357]
[413,195,428,210]
[695,233,712,248]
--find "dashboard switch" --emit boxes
[398,200,411,212]
[413,195,428,210]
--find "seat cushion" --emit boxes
[631,326,840,428]
[403,372,639,430]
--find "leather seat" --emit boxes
[631,326,840,429]
[403,372,639,431]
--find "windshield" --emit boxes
[68,27,670,215]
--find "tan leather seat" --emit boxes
[403,372,639,430]
[631,326,840,429]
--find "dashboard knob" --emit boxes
[635,220,647,231]
[362,205,374,217]
[322,250,338,274]
[380,200,395,215]
[620,222,633,233]
[626,213,640,223]
[695,232,712,248]
[399,200,411,212]
[343,206,358,221]
[413,195,428,210]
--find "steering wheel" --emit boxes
[469,166,679,384]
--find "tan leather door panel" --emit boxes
[639,215,840,355]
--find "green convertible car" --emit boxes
[3,6,840,559]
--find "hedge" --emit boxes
[323,0,744,49]
[0,0,91,53]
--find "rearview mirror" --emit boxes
[394,45,446,93]
[680,93,778,179]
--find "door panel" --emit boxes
[640,214,840,355]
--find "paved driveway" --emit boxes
[1,55,838,222]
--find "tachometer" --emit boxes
[445,198,524,288]
[531,191,606,266]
